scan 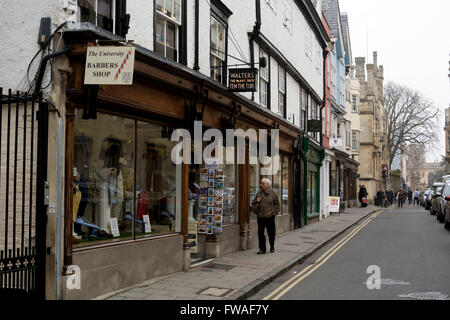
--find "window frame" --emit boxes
[259,49,271,109]
[278,65,287,118]
[209,4,229,85]
[154,0,186,64]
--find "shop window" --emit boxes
[136,121,182,238]
[250,154,285,220]
[155,0,182,62]
[72,110,181,248]
[281,157,289,214]
[260,49,270,108]
[278,66,286,118]
[249,160,260,221]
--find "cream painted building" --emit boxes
[355,52,389,201]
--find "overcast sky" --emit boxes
[339,0,450,163]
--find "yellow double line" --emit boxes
[263,211,382,300]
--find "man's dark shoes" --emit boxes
[270,248,275,253]
[257,251,266,255]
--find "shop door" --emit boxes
[0,89,48,298]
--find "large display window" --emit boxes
[72,110,181,248]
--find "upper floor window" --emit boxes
[260,50,270,108]
[278,66,286,118]
[331,65,336,98]
[300,87,307,131]
[352,94,359,113]
[155,0,182,62]
[339,77,345,106]
[210,16,227,84]
[209,1,231,84]
[79,0,115,33]
[352,131,360,152]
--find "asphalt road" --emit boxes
[249,205,450,300]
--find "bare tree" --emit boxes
[385,81,441,167]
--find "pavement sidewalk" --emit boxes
[95,205,382,300]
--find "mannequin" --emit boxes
[97,137,125,235]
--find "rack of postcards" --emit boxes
[198,165,224,235]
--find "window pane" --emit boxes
[217,22,225,60]
[73,111,135,247]
[97,0,113,32]
[79,0,96,24]
[156,0,164,13]
[155,15,165,57]
[249,161,260,221]
[174,0,182,23]
[273,157,282,214]
[166,21,177,60]
[136,121,182,237]
[260,79,268,107]
[210,18,218,52]
[165,0,173,17]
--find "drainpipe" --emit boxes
[56,117,63,300]
[33,48,71,97]
[249,0,261,101]
[194,0,200,71]
[320,47,329,148]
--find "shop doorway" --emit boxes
[0,89,48,298]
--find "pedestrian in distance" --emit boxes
[359,185,368,208]
[408,189,413,205]
[252,178,280,255]
[397,189,405,208]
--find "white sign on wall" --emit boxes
[84,46,135,85]
[330,138,343,148]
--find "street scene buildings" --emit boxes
[0,0,449,302]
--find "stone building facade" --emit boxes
[355,52,389,202]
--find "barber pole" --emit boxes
[114,48,134,81]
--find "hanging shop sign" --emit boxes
[228,68,257,92]
[84,46,135,85]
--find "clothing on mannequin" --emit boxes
[97,137,125,234]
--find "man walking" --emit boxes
[397,189,405,208]
[252,178,280,255]
[408,189,413,205]
[413,189,419,206]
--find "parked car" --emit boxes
[421,189,431,207]
[429,182,445,215]
[424,189,434,210]
[445,201,450,230]
[438,183,450,223]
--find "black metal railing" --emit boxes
[0,88,47,298]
